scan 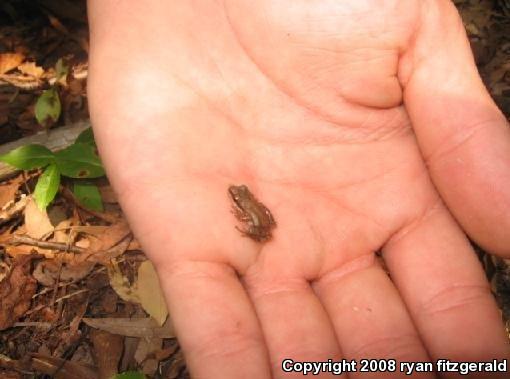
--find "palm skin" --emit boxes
[87,0,510,378]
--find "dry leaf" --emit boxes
[68,78,83,95]
[0,73,42,89]
[135,337,161,377]
[90,329,123,379]
[0,255,37,330]
[82,317,174,339]
[0,53,25,74]
[48,207,69,231]
[108,260,168,326]
[0,370,22,379]
[0,176,22,210]
[0,262,10,283]
[164,349,187,379]
[30,354,97,379]
[0,195,28,226]
[108,262,140,304]
[127,238,141,251]
[32,260,58,287]
[25,198,54,239]
[53,219,74,243]
[33,259,95,287]
[87,220,130,252]
[137,261,168,326]
[17,61,44,78]
[119,337,139,373]
[4,243,34,257]
[99,288,118,314]
[70,345,95,367]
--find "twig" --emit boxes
[8,235,85,254]
[13,322,52,329]
[54,289,88,303]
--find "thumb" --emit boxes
[400,0,510,256]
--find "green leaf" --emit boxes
[110,371,146,379]
[55,143,105,178]
[35,88,61,127]
[75,127,96,146]
[73,181,103,211]
[34,164,60,210]
[0,144,55,169]
[55,58,68,81]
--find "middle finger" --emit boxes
[313,259,436,378]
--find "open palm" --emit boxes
[88,1,510,377]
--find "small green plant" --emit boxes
[110,371,146,379]
[35,87,61,127]
[34,58,68,128]
[0,127,105,211]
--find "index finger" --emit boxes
[384,202,509,378]
[400,0,510,256]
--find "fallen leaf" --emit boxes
[48,207,69,231]
[17,61,44,78]
[0,370,22,379]
[0,73,41,89]
[32,260,57,287]
[4,243,34,257]
[15,107,39,132]
[0,255,37,330]
[33,259,95,287]
[90,329,123,379]
[119,337,139,373]
[108,262,139,304]
[134,337,161,377]
[0,195,28,226]
[97,235,132,264]
[98,288,118,314]
[0,176,22,210]
[70,344,95,367]
[152,345,178,362]
[107,260,169,325]
[0,261,10,283]
[0,53,24,74]
[163,350,187,379]
[86,221,130,252]
[68,78,83,95]
[0,353,29,373]
[82,318,174,339]
[137,261,168,326]
[127,238,141,251]
[30,353,97,379]
[25,197,54,239]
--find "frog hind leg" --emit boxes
[234,225,270,242]
[234,225,250,237]
[231,207,252,222]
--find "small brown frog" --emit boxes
[228,184,276,242]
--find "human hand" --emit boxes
[87,1,510,378]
